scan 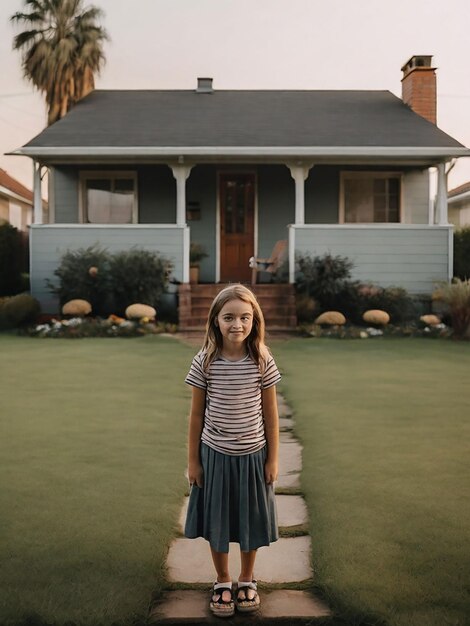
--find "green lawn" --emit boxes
[1,335,469,626]
[0,334,194,626]
[274,338,470,626]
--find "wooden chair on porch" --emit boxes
[249,239,287,285]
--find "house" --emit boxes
[12,55,470,326]
[448,182,470,227]
[0,168,35,232]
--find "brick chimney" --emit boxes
[401,55,437,124]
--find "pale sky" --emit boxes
[1,0,470,192]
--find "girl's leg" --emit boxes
[239,548,257,581]
[209,547,234,615]
[210,546,231,582]
[237,549,260,611]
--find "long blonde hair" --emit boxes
[201,284,270,372]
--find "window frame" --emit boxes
[79,171,138,224]
[339,171,403,224]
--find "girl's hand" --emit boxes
[264,459,278,485]
[188,462,204,488]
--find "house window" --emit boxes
[341,173,401,223]
[80,172,137,223]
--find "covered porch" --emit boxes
[28,157,453,317]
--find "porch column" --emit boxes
[33,160,43,224]
[171,165,193,226]
[287,163,313,224]
[435,162,448,225]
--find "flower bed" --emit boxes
[298,321,451,339]
[22,316,177,338]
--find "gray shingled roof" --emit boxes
[20,89,465,152]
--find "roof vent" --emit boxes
[196,77,213,93]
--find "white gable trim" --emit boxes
[13,146,470,159]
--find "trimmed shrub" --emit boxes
[0,293,40,329]
[125,303,157,320]
[295,253,361,317]
[62,299,92,316]
[109,249,172,314]
[46,244,112,315]
[0,222,24,296]
[315,311,346,325]
[362,309,390,325]
[454,226,470,280]
[357,284,416,324]
[48,246,172,317]
[295,293,317,322]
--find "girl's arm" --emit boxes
[187,386,206,487]
[262,384,280,484]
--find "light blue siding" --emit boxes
[30,225,187,312]
[305,165,340,223]
[139,165,176,223]
[187,165,217,282]
[257,165,294,257]
[402,169,430,224]
[293,225,451,294]
[54,167,79,222]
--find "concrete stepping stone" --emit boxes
[276,393,293,418]
[279,416,293,431]
[167,536,312,583]
[276,495,308,527]
[178,494,307,532]
[277,440,302,489]
[149,589,331,623]
[261,589,331,619]
[280,430,297,443]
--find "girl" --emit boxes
[184,284,281,618]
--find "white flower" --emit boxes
[359,331,368,339]
[366,327,383,337]
[424,327,430,333]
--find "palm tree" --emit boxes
[11,0,108,125]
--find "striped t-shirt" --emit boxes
[185,350,282,456]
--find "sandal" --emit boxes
[236,580,260,613]
[209,581,235,618]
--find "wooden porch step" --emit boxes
[178,283,297,330]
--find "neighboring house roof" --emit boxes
[15,89,469,160]
[448,181,470,208]
[0,168,33,204]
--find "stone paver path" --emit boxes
[150,392,331,623]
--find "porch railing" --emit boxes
[288,224,453,294]
[30,224,189,312]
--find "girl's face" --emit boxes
[216,298,254,346]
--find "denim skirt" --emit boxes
[184,442,278,553]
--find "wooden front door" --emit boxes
[219,173,255,282]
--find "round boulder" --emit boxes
[62,299,92,316]
[125,303,156,320]
[314,311,346,325]
[420,314,441,326]
[362,309,390,325]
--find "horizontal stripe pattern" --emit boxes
[185,351,281,455]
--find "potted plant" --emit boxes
[189,243,208,284]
